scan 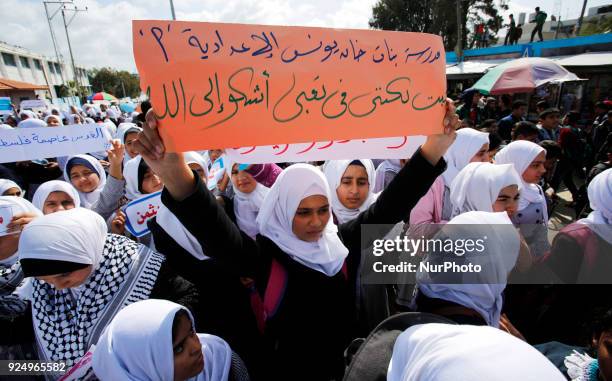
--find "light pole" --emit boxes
[43,0,73,83]
[60,3,87,97]
[169,0,176,20]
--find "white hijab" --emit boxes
[256,163,349,276]
[185,151,210,180]
[0,179,24,197]
[32,180,81,213]
[44,114,63,126]
[0,123,13,130]
[442,128,490,186]
[124,155,147,201]
[115,123,143,162]
[494,140,547,212]
[19,208,107,269]
[63,154,107,209]
[226,161,269,239]
[387,323,565,381]
[417,211,520,327]
[373,160,402,193]
[579,168,612,244]
[324,159,379,224]
[93,299,232,381]
[450,162,522,218]
[17,118,47,129]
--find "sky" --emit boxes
[0,0,609,73]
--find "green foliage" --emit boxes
[369,0,508,50]
[88,67,141,99]
[579,15,612,36]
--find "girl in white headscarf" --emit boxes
[115,123,143,163]
[414,211,521,327]
[547,168,612,284]
[185,151,210,182]
[373,159,402,193]
[93,299,249,381]
[64,139,126,220]
[450,162,522,218]
[410,128,490,226]
[387,323,565,381]
[17,118,47,129]
[0,179,24,197]
[494,140,550,257]
[324,159,379,224]
[44,114,63,127]
[123,155,163,202]
[32,180,80,214]
[16,208,197,368]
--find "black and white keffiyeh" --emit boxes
[31,234,164,366]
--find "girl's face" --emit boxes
[37,265,93,290]
[231,164,257,194]
[43,191,76,214]
[47,116,61,127]
[2,187,21,197]
[188,163,207,182]
[492,184,520,218]
[208,149,223,163]
[141,168,163,194]
[172,313,204,381]
[522,151,547,184]
[292,195,330,242]
[69,165,100,193]
[470,143,490,163]
[124,132,140,158]
[336,164,369,209]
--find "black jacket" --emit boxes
[155,148,446,380]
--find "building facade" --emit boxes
[0,40,90,102]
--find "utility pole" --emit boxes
[121,80,126,98]
[454,0,463,62]
[61,3,88,97]
[169,0,176,20]
[575,0,588,36]
[43,0,73,83]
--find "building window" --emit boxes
[19,56,30,68]
[54,63,61,74]
[2,53,17,66]
[34,59,42,70]
[48,62,55,73]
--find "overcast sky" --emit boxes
[0,0,608,73]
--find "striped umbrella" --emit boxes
[471,57,582,95]
[91,92,118,101]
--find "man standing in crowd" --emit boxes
[537,108,561,142]
[497,100,527,141]
[530,7,547,42]
[504,14,516,45]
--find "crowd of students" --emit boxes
[0,94,610,381]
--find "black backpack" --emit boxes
[342,312,456,381]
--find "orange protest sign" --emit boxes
[133,20,446,152]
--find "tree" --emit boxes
[578,15,612,36]
[370,0,508,51]
[88,67,141,99]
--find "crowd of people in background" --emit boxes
[0,89,610,381]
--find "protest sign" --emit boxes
[225,135,427,164]
[133,20,446,152]
[0,205,13,236]
[0,97,12,115]
[20,99,48,110]
[206,156,226,191]
[0,124,112,163]
[123,191,162,238]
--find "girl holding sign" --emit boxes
[135,101,458,380]
[92,299,249,381]
[15,207,199,368]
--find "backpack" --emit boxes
[342,312,456,381]
[249,259,349,334]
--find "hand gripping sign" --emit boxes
[133,21,446,153]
